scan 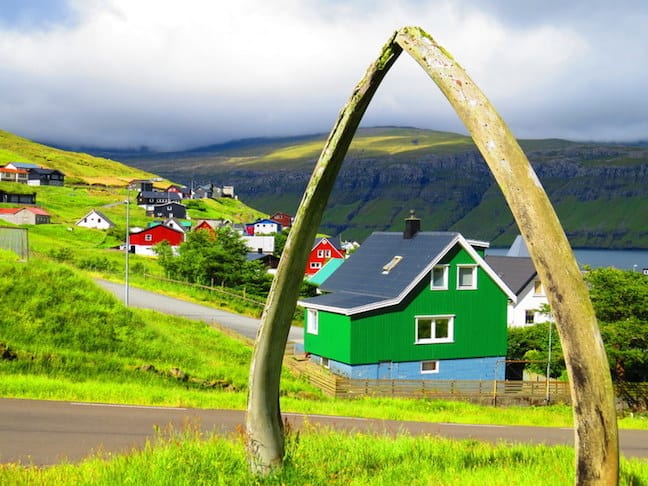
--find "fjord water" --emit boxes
[486,248,648,272]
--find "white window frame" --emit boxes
[324,249,331,258]
[310,262,322,269]
[430,265,449,290]
[415,315,454,344]
[144,234,153,242]
[421,360,440,374]
[317,249,324,257]
[457,265,477,290]
[306,308,319,335]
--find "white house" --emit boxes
[76,209,115,230]
[485,236,552,327]
[242,235,275,254]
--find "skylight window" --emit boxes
[382,255,403,274]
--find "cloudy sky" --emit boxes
[1,0,647,151]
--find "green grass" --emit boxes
[0,130,160,185]
[1,425,647,485]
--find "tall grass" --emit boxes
[1,424,647,485]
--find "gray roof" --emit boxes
[485,255,537,296]
[301,232,460,313]
[139,191,181,200]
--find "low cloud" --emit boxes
[1,0,646,150]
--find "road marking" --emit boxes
[70,402,188,411]
[284,412,369,421]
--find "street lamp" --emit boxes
[125,184,133,306]
[124,178,162,306]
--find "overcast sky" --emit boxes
[1,0,647,151]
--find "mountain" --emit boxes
[73,127,648,249]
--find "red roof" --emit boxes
[0,167,28,174]
[0,207,50,216]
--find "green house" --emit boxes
[299,217,515,380]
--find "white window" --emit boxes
[310,262,321,269]
[324,250,331,258]
[317,249,324,257]
[145,234,153,242]
[415,315,454,344]
[421,360,439,374]
[431,265,448,290]
[307,308,319,335]
[457,265,477,289]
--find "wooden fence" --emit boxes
[283,355,571,406]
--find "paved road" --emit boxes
[1,398,647,465]
[95,279,304,343]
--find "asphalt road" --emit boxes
[1,398,647,466]
[94,278,304,343]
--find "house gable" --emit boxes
[303,232,514,316]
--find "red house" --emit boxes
[270,212,293,229]
[305,237,345,276]
[128,224,185,256]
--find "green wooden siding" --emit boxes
[304,311,352,363]
[305,245,508,365]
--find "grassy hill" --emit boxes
[0,129,265,248]
[115,127,648,248]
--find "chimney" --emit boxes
[403,210,420,239]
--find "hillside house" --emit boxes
[76,209,115,230]
[137,191,182,210]
[0,167,28,183]
[485,235,550,327]
[305,236,345,276]
[0,207,51,225]
[193,219,230,234]
[246,218,282,235]
[150,201,187,219]
[242,235,275,254]
[0,189,36,205]
[165,184,190,199]
[299,216,515,381]
[127,224,185,256]
[162,218,191,233]
[5,162,39,171]
[270,212,293,229]
[27,168,65,186]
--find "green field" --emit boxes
[1,128,646,484]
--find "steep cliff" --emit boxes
[116,128,648,248]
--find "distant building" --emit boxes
[0,207,51,225]
[27,168,65,186]
[76,209,115,230]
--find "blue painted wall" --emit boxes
[312,354,505,381]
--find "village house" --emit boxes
[76,209,115,230]
[485,235,550,327]
[299,215,516,381]
[127,224,185,256]
[150,201,187,219]
[136,190,182,210]
[305,236,345,276]
[269,211,293,229]
[27,168,65,186]
[0,207,51,225]
[245,218,282,236]
[0,167,28,184]
[0,189,36,205]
